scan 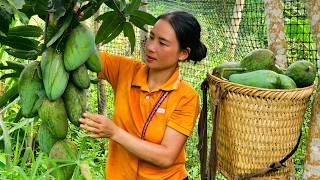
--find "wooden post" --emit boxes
[226,0,245,62]
[264,0,288,68]
[303,0,320,179]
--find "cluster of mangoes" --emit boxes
[18,23,101,179]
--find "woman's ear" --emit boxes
[178,47,191,61]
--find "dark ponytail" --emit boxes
[157,11,207,63]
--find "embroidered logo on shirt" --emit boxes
[156,108,166,114]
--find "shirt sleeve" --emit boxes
[167,90,200,137]
[97,51,136,90]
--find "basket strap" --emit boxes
[198,79,209,180]
[208,83,226,180]
[233,129,303,180]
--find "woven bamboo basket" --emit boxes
[207,70,314,179]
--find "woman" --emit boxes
[80,11,207,179]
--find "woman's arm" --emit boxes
[79,112,187,168]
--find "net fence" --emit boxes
[101,0,317,178]
[105,0,318,88]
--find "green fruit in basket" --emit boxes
[270,64,285,74]
[278,74,297,89]
[212,62,245,79]
[240,49,276,72]
[229,70,280,89]
[285,60,316,88]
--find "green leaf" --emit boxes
[129,10,156,25]
[5,48,38,60]
[0,35,39,50]
[0,60,25,72]
[0,72,20,80]
[9,0,25,9]
[129,16,147,32]
[95,11,116,21]
[79,0,104,21]
[0,82,19,109]
[0,0,15,35]
[101,21,124,45]
[95,12,124,44]
[125,0,141,13]
[13,108,23,123]
[20,0,48,20]
[123,22,135,53]
[48,0,72,23]
[104,0,122,12]
[119,0,126,11]
[8,25,43,37]
[46,14,72,47]
[15,10,29,24]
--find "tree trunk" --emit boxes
[264,0,287,68]
[93,9,107,116]
[140,0,148,60]
[226,0,245,62]
[303,0,320,179]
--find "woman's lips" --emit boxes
[146,55,156,63]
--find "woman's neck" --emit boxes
[147,66,177,91]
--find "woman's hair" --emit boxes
[157,11,207,63]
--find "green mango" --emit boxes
[49,140,78,180]
[63,83,87,126]
[38,121,59,154]
[71,64,90,89]
[229,70,280,89]
[64,24,95,71]
[38,98,68,139]
[240,49,276,72]
[18,61,44,118]
[285,60,316,88]
[212,62,245,79]
[278,74,297,89]
[41,48,69,100]
[86,47,102,72]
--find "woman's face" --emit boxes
[145,19,188,71]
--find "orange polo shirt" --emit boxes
[98,51,200,180]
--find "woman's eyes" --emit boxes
[148,36,167,46]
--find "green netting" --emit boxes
[101,1,317,179]
[105,0,318,88]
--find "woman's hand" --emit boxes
[79,112,119,138]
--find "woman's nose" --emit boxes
[146,39,155,52]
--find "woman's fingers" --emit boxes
[80,122,100,133]
[82,112,105,123]
[79,117,100,127]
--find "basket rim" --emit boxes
[207,69,315,93]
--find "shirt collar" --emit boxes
[132,64,181,92]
